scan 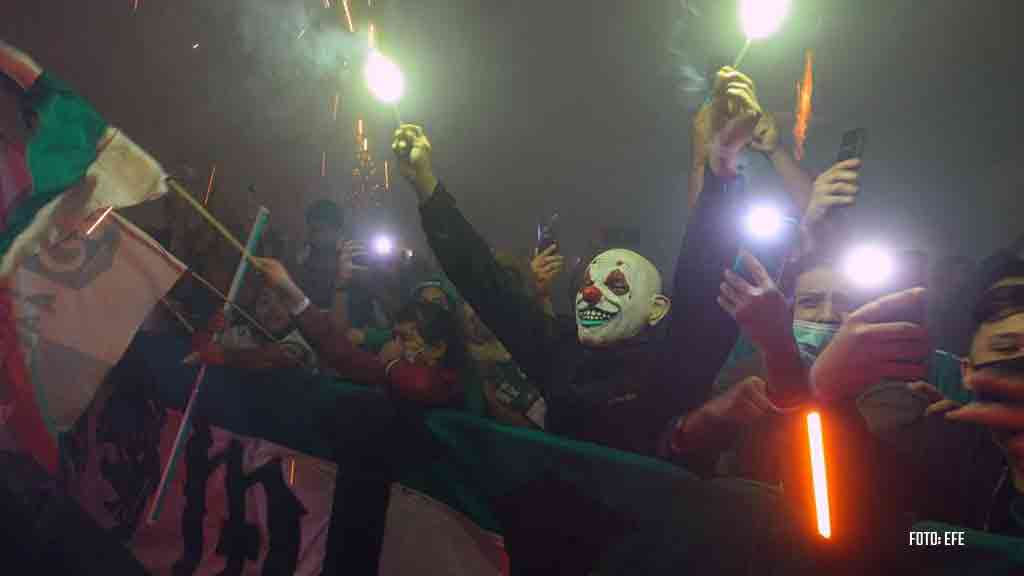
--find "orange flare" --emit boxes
[793,49,814,161]
[807,411,832,539]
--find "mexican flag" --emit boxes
[0,44,173,473]
[0,43,167,279]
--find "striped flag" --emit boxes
[0,46,168,278]
[1,213,184,472]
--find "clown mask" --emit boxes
[575,249,670,346]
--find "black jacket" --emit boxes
[419,165,745,457]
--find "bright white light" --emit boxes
[364,51,404,104]
[739,0,791,40]
[745,204,784,240]
[373,235,394,255]
[843,244,894,288]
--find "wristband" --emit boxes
[289,296,311,317]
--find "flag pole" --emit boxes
[147,207,270,524]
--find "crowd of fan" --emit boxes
[139,66,1024,572]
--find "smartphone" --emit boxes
[837,128,866,163]
[537,212,559,254]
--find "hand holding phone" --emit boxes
[837,128,866,163]
[537,212,560,254]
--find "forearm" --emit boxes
[768,148,813,215]
[667,162,744,409]
[761,338,810,407]
[419,183,554,383]
[294,305,386,385]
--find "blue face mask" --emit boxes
[791,320,841,360]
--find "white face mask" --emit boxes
[575,249,668,347]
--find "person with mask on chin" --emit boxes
[940,260,1024,538]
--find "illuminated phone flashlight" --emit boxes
[745,204,783,240]
[842,243,893,289]
[373,234,394,256]
[743,203,798,241]
[806,411,832,539]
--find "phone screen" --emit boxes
[537,213,559,253]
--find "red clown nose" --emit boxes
[581,285,602,305]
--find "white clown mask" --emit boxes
[575,249,671,347]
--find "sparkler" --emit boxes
[203,164,217,205]
[793,50,814,161]
[332,93,340,122]
[342,0,355,33]
[85,206,114,236]
[321,151,327,177]
[369,23,376,49]
[733,0,791,68]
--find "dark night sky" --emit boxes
[1,0,1022,278]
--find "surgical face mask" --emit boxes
[791,319,840,359]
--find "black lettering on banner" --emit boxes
[174,420,308,576]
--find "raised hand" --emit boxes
[710,67,763,159]
[810,288,931,401]
[717,250,790,355]
[391,124,438,198]
[254,257,306,310]
[531,244,565,297]
[804,158,861,231]
[337,239,368,288]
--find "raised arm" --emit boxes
[750,113,814,215]
[392,125,559,386]
[664,67,760,411]
[253,258,387,386]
